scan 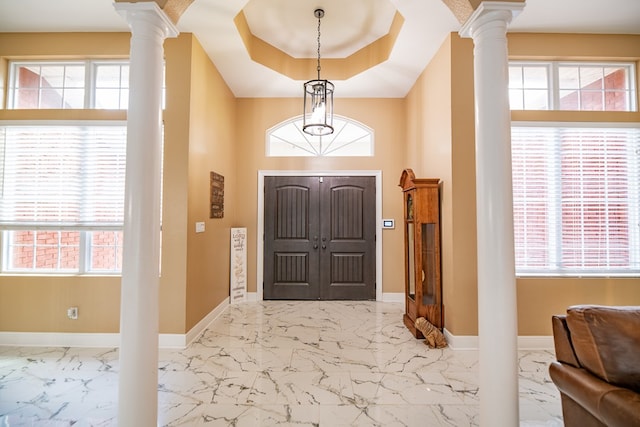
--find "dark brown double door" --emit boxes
[264,176,376,300]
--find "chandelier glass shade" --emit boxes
[303,8,334,136]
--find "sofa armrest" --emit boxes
[600,388,640,427]
[550,361,640,427]
[552,315,580,367]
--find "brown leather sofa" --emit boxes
[549,305,640,427]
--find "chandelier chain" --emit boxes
[316,15,321,79]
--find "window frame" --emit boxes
[90,60,131,110]
[0,227,124,276]
[7,60,124,110]
[266,115,375,157]
[509,60,637,112]
[6,59,165,110]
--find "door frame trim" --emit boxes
[257,170,383,301]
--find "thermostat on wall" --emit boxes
[382,219,395,229]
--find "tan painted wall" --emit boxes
[0,276,120,333]
[405,34,479,336]
[160,34,191,334]
[183,36,237,332]
[405,32,640,337]
[449,35,480,335]
[234,97,407,295]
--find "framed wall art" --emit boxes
[210,171,224,218]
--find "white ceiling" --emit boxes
[1,0,639,98]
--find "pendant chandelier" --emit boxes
[303,8,334,136]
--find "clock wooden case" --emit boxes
[398,169,443,338]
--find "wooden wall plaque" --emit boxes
[210,172,224,218]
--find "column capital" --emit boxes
[114,2,179,39]
[459,1,525,38]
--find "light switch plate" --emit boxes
[382,219,395,229]
[195,222,205,233]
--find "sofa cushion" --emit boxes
[551,315,580,367]
[566,305,640,393]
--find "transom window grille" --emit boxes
[0,123,127,274]
[509,61,636,112]
[511,124,640,276]
[94,63,130,109]
[7,60,165,110]
[267,115,374,157]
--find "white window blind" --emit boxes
[512,124,640,275]
[0,124,127,230]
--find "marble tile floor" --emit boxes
[0,301,563,426]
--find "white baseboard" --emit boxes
[443,329,478,350]
[517,335,554,350]
[0,332,121,348]
[382,292,404,303]
[443,329,554,351]
[0,297,231,350]
[183,296,229,348]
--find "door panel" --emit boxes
[264,175,375,300]
[264,177,319,299]
[320,177,376,299]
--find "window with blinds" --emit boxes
[0,123,127,273]
[0,124,126,228]
[511,124,640,276]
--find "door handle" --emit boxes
[322,244,326,249]
[313,244,319,249]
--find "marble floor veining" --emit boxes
[0,301,563,426]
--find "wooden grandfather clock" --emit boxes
[399,169,443,338]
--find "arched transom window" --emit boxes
[266,115,374,157]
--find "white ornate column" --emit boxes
[459,2,524,426]
[114,3,177,425]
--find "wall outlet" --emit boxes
[67,306,78,320]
